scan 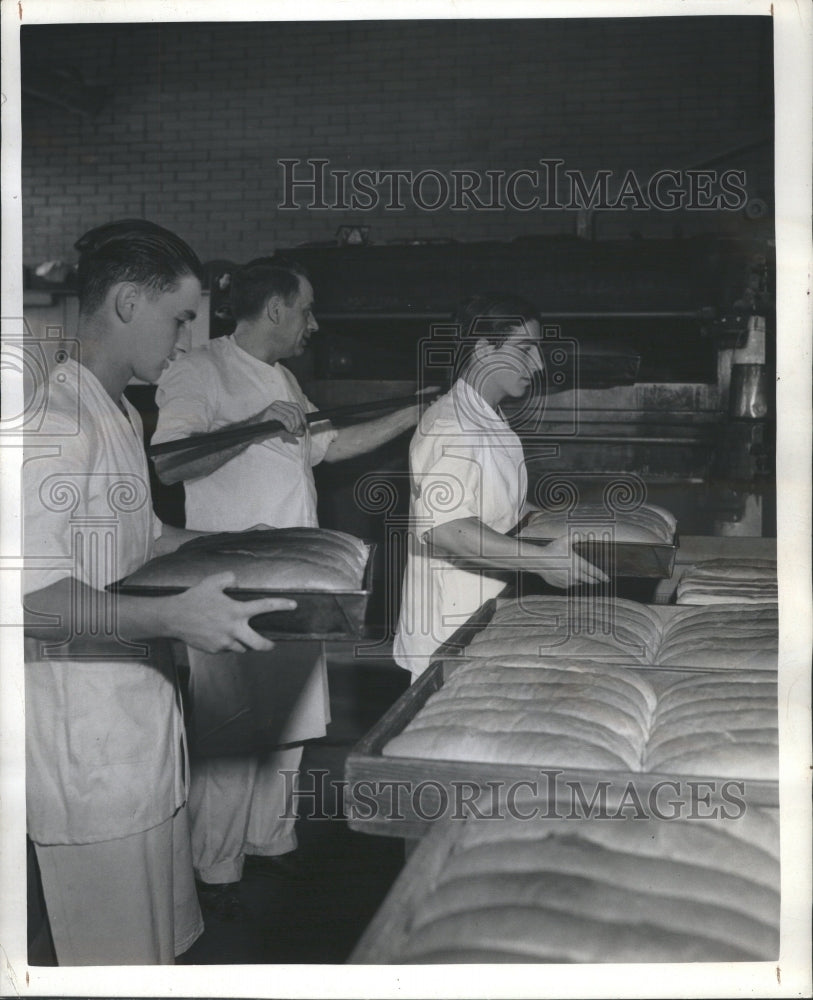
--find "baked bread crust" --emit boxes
[520,502,677,544]
[119,528,371,592]
[394,811,779,963]
[384,655,777,781]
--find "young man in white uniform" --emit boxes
[153,258,420,906]
[22,221,296,964]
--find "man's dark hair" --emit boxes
[229,256,310,323]
[74,218,203,315]
[452,293,540,381]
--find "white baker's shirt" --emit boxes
[154,336,335,747]
[23,358,185,844]
[154,336,336,530]
[393,378,528,679]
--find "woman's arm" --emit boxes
[426,517,607,588]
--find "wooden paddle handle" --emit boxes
[148,389,441,467]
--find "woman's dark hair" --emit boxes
[229,256,310,323]
[452,293,540,381]
[74,218,203,315]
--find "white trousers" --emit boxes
[185,642,328,885]
[188,745,303,884]
[34,805,202,966]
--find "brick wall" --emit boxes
[21,16,773,266]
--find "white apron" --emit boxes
[155,337,337,748]
[23,359,185,845]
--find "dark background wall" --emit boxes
[21,16,773,266]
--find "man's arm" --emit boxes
[321,404,420,463]
[153,400,307,485]
[23,573,296,655]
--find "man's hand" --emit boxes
[154,401,307,485]
[165,572,297,653]
[263,400,307,437]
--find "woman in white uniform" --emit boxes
[393,294,606,680]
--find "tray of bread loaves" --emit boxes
[349,805,779,964]
[110,528,375,639]
[345,595,778,837]
[516,502,678,578]
[345,654,778,838]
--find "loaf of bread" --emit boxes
[658,603,778,669]
[680,558,777,581]
[645,672,778,778]
[443,800,780,877]
[384,653,777,781]
[520,502,677,544]
[676,558,778,605]
[463,596,778,670]
[118,528,370,591]
[384,657,650,771]
[392,810,779,963]
[464,596,661,662]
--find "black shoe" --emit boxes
[243,853,319,883]
[195,880,247,922]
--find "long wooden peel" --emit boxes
[148,389,441,473]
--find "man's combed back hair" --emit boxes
[452,293,540,381]
[74,218,203,315]
[229,256,310,323]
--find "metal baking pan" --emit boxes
[514,510,678,579]
[519,531,678,579]
[571,536,677,578]
[108,544,376,641]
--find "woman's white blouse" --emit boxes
[393,379,527,678]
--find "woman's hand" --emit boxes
[162,572,296,653]
[425,518,608,589]
[524,534,608,588]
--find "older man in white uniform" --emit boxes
[154,257,419,905]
